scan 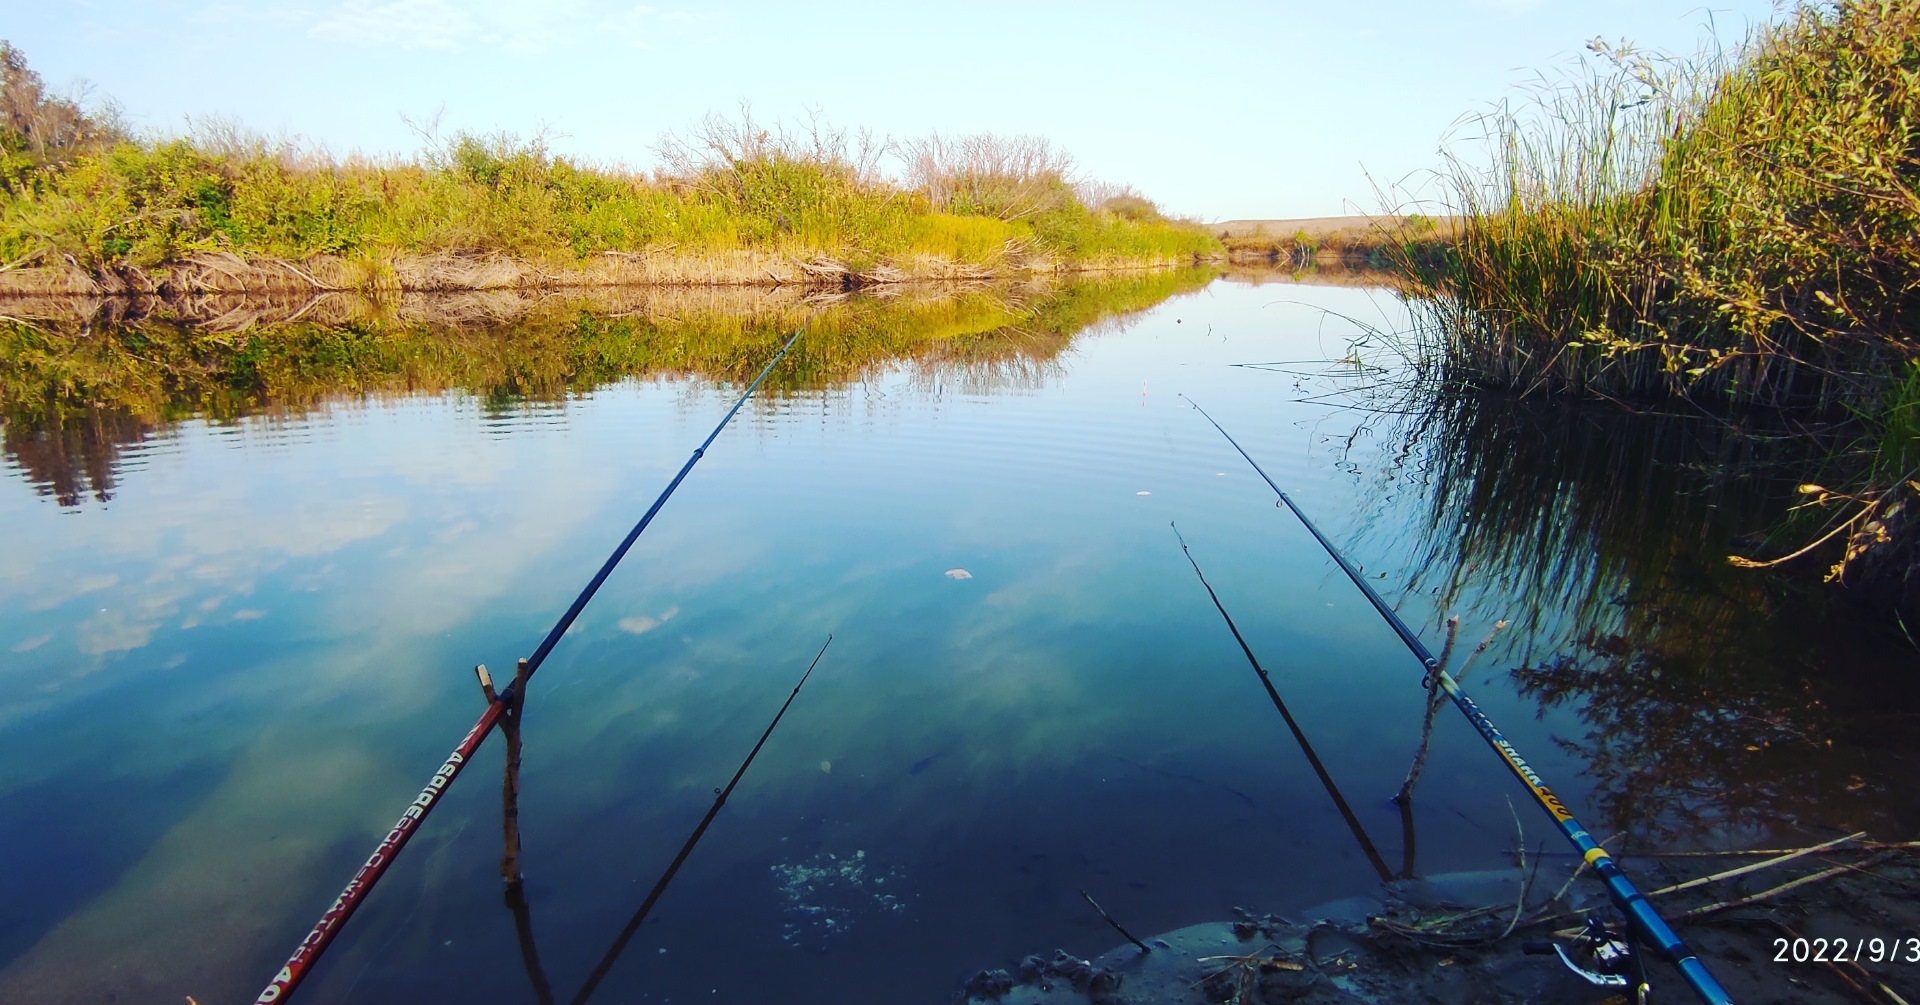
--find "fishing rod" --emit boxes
[1171,522,1395,883]
[1181,396,1734,1005]
[490,636,830,1005]
[254,331,805,1005]
[570,634,832,1005]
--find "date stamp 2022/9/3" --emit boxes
[1773,936,1920,964]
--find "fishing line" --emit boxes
[254,330,806,1005]
[1172,523,1395,883]
[1181,395,1734,1005]
[569,634,832,1005]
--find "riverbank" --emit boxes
[0,46,1218,296]
[1210,216,1453,270]
[0,244,1213,298]
[1395,0,1920,624]
[962,843,1920,1004]
[1418,0,1919,407]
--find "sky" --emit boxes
[11,0,1782,220]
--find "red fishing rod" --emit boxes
[254,330,804,1004]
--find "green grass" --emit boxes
[1412,0,1920,407]
[0,53,1217,280]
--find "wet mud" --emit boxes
[961,858,1920,1004]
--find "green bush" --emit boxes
[0,49,1218,277]
[1420,0,1920,406]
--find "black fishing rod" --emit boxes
[570,634,833,1005]
[1182,396,1734,1005]
[255,331,805,1004]
[1172,523,1395,883]
[506,330,807,704]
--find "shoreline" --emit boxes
[1208,215,1455,267]
[0,248,1218,299]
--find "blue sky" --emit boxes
[13,1,1779,219]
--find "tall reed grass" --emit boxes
[0,53,1215,285]
[1414,1,1920,407]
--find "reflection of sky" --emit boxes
[0,280,1594,1004]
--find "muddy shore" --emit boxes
[961,848,1920,1004]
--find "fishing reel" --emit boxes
[1523,916,1651,1003]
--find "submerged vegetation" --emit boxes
[0,45,1215,293]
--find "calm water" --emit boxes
[2,274,1914,1003]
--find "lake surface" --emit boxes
[3,272,1915,1003]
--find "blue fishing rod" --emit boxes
[1182,396,1734,1005]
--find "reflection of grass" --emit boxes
[1380,389,1920,842]
[1397,391,1833,637]
[0,268,1215,503]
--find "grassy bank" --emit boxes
[1215,215,1453,270]
[1413,0,1920,406]
[1394,0,1920,627]
[0,47,1217,294]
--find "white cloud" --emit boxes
[27,572,120,612]
[197,4,317,28]
[604,4,663,49]
[76,609,157,657]
[278,0,691,52]
[617,604,678,634]
[1468,0,1546,13]
[307,0,477,49]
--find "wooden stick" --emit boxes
[1544,832,1620,906]
[1678,850,1901,919]
[1644,833,1867,899]
[1497,800,1533,942]
[1819,856,1920,891]
[1384,833,1623,939]
[1080,889,1151,953]
[1521,835,1869,933]
[1522,839,1920,859]
[501,658,528,883]
[1393,617,1458,804]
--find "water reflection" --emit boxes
[1172,523,1398,883]
[1382,390,1920,844]
[1,407,157,506]
[8,267,1912,1004]
[1,270,1212,510]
